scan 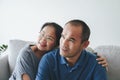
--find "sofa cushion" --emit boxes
[8,39,34,74]
[0,52,10,80]
[85,47,95,53]
[94,45,120,80]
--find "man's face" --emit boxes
[60,23,87,60]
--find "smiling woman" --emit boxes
[9,22,63,80]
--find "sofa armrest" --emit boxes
[94,45,120,80]
[0,53,10,80]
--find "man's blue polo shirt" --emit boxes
[36,48,107,80]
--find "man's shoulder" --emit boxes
[43,48,60,59]
[83,50,105,70]
[46,48,59,55]
[40,48,60,67]
[83,50,97,62]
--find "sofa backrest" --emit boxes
[94,45,120,80]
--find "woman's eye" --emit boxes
[46,37,54,41]
[61,34,65,39]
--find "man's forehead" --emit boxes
[62,27,82,38]
[64,24,82,32]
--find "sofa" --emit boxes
[0,39,120,80]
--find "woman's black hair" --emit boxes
[40,22,63,47]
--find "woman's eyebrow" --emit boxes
[48,35,55,39]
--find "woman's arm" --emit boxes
[22,74,31,80]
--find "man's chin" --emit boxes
[60,50,64,56]
[60,51,67,57]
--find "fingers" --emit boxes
[22,74,31,80]
[96,57,108,67]
[106,67,109,71]
[96,54,109,71]
[96,56,104,61]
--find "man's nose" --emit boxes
[62,39,68,47]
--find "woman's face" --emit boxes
[37,26,57,52]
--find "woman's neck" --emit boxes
[31,45,46,59]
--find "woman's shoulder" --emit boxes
[17,44,34,59]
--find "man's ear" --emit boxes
[82,41,89,49]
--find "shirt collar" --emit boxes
[75,50,86,66]
[60,50,86,66]
[60,55,67,64]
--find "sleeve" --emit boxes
[93,63,108,80]
[35,54,51,80]
[9,47,35,80]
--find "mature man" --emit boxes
[36,19,107,80]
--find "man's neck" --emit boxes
[66,51,82,66]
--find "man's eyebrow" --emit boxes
[69,37,76,41]
[70,38,75,40]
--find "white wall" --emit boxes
[0,0,120,48]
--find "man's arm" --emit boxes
[36,54,51,80]
[93,63,108,80]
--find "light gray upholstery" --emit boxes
[0,39,33,80]
[0,39,120,80]
[85,47,95,53]
[8,39,31,74]
[0,52,9,80]
[94,45,120,80]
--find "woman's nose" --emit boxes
[40,36,47,42]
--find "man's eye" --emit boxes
[69,39,75,42]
